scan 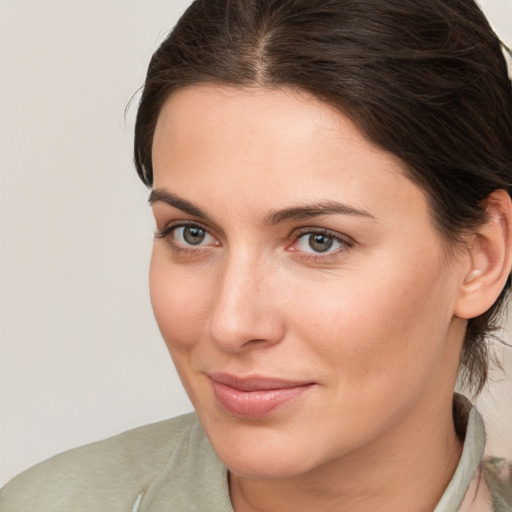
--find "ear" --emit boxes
[455,189,512,320]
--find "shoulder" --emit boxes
[0,413,198,512]
[483,456,512,512]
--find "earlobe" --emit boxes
[455,189,512,320]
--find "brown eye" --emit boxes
[161,224,217,248]
[182,225,206,245]
[308,234,334,253]
[293,230,349,255]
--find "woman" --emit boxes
[1,0,511,510]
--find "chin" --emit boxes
[199,414,329,480]
[222,449,318,480]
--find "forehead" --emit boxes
[153,86,403,177]
[151,85,429,228]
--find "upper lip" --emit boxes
[208,373,314,391]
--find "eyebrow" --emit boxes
[264,201,376,225]
[149,188,375,225]
[149,189,213,222]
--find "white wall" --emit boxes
[1,0,511,487]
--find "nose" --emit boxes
[207,254,286,353]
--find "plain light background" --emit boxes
[1,0,511,488]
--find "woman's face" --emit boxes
[150,85,467,478]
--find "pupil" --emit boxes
[184,226,205,245]
[309,234,333,252]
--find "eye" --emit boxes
[290,229,352,256]
[298,233,339,253]
[174,225,211,246]
[156,222,218,249]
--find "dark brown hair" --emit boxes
[134,0,512,393]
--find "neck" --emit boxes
[229,391,463,512]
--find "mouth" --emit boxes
[208,373,315,419]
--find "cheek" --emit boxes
[149,250,211,353]
[289,257,454,391]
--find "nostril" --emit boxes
[242,338,270,347]
[208,309,285,352]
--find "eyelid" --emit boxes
[287,227,354,258]
[155,221,353,260]
[156,219,206,237]
[151,201,227,241]
[292,227,353,244]
[155,220,220,248]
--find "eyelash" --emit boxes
[155,222,354,260]
[155,222,205,239]
[155,221,215,254]
[288,228,354,262]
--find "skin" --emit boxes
[149,85,507,512]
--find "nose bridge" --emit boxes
[208,248,283,351]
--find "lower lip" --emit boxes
[210,380,313,419]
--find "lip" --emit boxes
[208,373,315,419]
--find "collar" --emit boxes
[435,394,490,512]
[138,395,488,512]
